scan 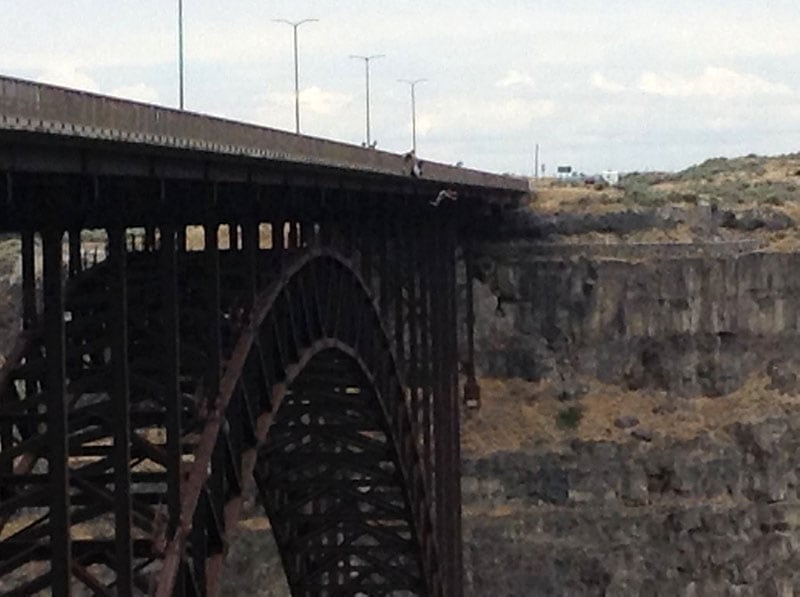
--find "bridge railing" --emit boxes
[0,75,528,197]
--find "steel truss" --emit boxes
[0,175,465,596]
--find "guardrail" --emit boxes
[0,75,528,195]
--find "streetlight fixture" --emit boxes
[178,0,185,109]
[350,54,384,147]
[274,18,318,134]
[398,78,427,154]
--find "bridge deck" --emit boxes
[0,75,527,199]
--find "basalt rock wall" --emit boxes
[473,243,800,397]
[462,415,800,596]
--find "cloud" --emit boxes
[299,87,353,115]
[637,67,791,99]
[415,114,434,136]
[431,97,556,134]
[251,86,357,139]
[264,86,352,116]
[33,65,161,106]
[4,1,800,174]
[36,64,99,92]
[496,70,535,89]
[590,73,626,94]
[109,83,161,105]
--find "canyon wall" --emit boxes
[473,242,800,398]
[462,415,800,596]
[464,241,800,595]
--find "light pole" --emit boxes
[178,0,184,109]
[398,78,426,153]
[274,18,318,134]
[350,54,384,147]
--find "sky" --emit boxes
[1,1,799,175]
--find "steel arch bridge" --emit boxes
[0,77,526,596]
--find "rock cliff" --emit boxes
[464,240,800,595]
[463,415,800,596]
[473,242,800,398]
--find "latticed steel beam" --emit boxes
[0,173,469,596]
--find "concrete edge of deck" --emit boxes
[0,75,529,196]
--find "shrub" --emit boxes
[556,406,584,430]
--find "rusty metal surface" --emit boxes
[0,75,528,195]
[0,173,467,594]
[0,63,483,592]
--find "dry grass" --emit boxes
[648,156,800,214]
[552,223,700,246]
[530,178,625,215]
[238,516,272,531]
[524,155,800,252]
[462,374,800,457]
[764,231,800,252]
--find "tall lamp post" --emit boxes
[350,54,384,147]
[398,78,426,153]
[178,0,184,109]
[274,18,318,134]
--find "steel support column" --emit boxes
[242,187,260,305]
[392,213,406,374]
[429,217,449,593]
[379,215,390,324]
[159,198,185,596]
[463,238,481,410]
[43,225,71,595]
[358,204,374,292]
[21,228,38,443]
[22,229,37,329]
[419,222,434,499]
[406,210,420,434]
[206,183,226,594]
[160,182,182,538]
[445,220,463,596]
[108,224,134,595]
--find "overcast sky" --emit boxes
[2,1,799,175]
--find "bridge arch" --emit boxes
[157,249,440,596]
[256,347,424,594]
[0,74,526,597]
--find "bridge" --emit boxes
[0,76,526,596]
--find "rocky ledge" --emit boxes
[462,415,800,596]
